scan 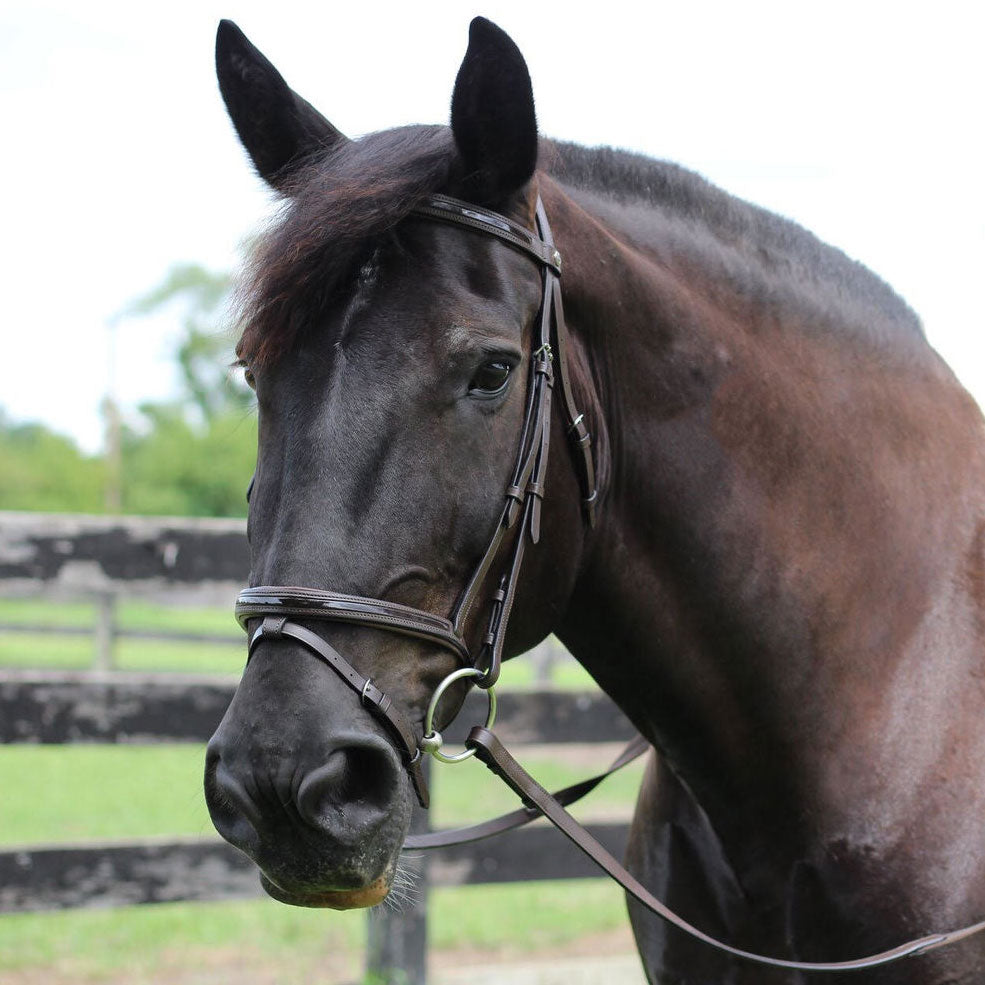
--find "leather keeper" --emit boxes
[570,417,592,447]
[406,755,430,810]
[360,679,389,711]
[530,497,543,545]
[261,616,288,639]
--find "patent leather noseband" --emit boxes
[235,192,598,809]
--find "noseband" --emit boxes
[235,192,598,808]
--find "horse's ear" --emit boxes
[450,17,538,202]
[215,20,348,191]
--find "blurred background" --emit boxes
[1,1,982,983]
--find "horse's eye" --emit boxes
[235,359,256,390]
[469,360,512,396]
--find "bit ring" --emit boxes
[421,667,497,764]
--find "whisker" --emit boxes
[377,858,426,913]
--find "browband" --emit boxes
[410,194,563,274]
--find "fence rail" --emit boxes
[0,511,248,599]
[0,822,631,913]
[0,669,636,747]
[0,513,642,985]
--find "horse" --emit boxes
[204,16,985,984]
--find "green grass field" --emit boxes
[0,597,642,983]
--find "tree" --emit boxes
[0,263,258,518]
[120,404,256,517]
[0,411,106,512]
[123,263,252,425]
[119,263,257,517]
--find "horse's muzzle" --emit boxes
[203,640,413,906]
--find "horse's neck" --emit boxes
[550,179,985,870]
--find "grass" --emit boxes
[0,596,640,981]
[0,597,239,636]
[0,631,246,673]
[0,745,213,844]
[0,744,643,847]
[0,882,630,981]
[0,745,639,980]
[0,898,367,979]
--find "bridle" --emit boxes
[233,192,985,972]
[235,191,596,808]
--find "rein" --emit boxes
[234,192,985,972]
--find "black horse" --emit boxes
[205,17,985,984]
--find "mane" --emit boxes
[237,128,923,367]
[236,126,456,366]
[543,140,925,340]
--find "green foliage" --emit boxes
[0,411,106,512]
[1,261,259,518]
[124,263,252,425]
[125,263,231,317]
[116,263,257,516]
[121,404,256,518]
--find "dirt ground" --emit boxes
[431,928,646,985]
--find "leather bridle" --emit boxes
[234,192,985,972]
[235,192,596,809]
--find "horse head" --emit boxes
[204,17,594,909]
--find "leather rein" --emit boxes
[234,192,985,972]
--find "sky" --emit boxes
[1,1,982,453]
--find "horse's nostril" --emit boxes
[204,750,263,853]
[296,739,400,831]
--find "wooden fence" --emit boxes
[0,513,639,984]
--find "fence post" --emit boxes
[365,761,430,985]
[93,592,116,671]
[531,636,561,685]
